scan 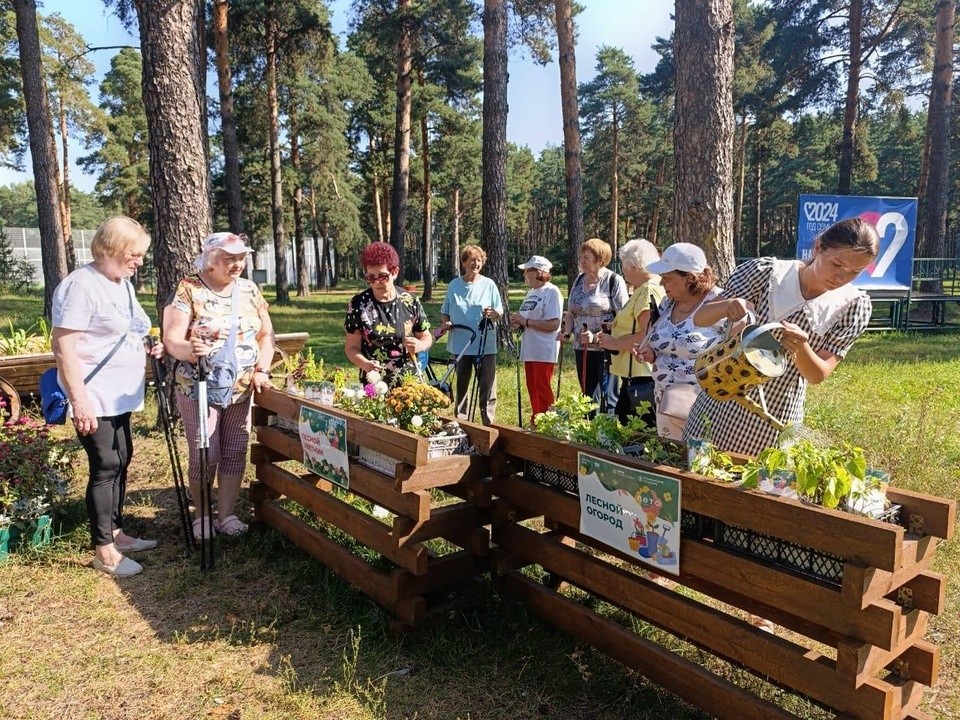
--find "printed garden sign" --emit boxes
[578,451,681,576]
[298,406,350,489]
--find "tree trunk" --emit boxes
[837,0,863,195]
[370,136,385,243]
[919,0,955,273]
[673,0,736,281]
[13,0,68,318]
[733,112,748,254]
[611,105,619,256]
[56,94,76,272]
[266,5,288,302]
[290,110,309,297]
[133,0,211,315]
[482,0,510,307]
[650,157,665,244]
[212,0,245,236]
[421,111,433,301]
[554,0,584,292]
[390,0,413,280]
[451,187,461,278]
[753,139,763,257]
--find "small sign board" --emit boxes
[298,406,349,489]
[578,451,682,576]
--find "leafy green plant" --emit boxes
[533,392,684,465]
[0,319,51,355]
[0,416,74,528]
[789,439,866,509]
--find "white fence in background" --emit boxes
[5,227,330,287]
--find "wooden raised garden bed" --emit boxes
[489,424,955,720]
[250,385,497,632]
[0,331,309,397]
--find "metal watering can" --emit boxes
[693,313,789,429]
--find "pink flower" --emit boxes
[364,384,377,398]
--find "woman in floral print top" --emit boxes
[344,242,433,385]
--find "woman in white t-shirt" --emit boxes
[51,216,165,578]
[510,255,563,421]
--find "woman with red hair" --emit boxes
[345,242,433,385]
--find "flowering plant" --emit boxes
[336,374,451,437]
[383,380,451,436]
[0,416,73,528]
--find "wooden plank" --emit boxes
[835,613,931,688]
[500,572,811,720]
[257,501,397,610]
[2,332,309,395]
[492,426,906,571]
[258,463,429,575]
[255,425,432,521]
[885,572,946,616]
[446,416,498,455]
[390,551,483,598]
[497,522,897,717]
[841,554,936,611]
[891,641,939,689]
[255,386,427,465]
[886,487,955,540]
[392,502,482,546]
[395,453,490,492]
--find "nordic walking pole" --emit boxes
[555,335,564,399]
[195,355,215,571]
[580,323,589,395]
[515,327,523,428]
[148,337,193,553]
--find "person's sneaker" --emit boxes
[92,556,143,578]
[192,516,216,540]
[114,536,158,552]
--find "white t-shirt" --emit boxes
[52,264,153,417]
[518,282,563,363]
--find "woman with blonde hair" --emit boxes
[437,245,502,425]
[51,216,165,577]
[560,237,628,413]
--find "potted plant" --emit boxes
[0,415,73,557]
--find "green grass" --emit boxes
[1,288,958,720]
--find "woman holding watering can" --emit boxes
[684,218,879,456]
[163,232,275,540]
[52,216,165,577]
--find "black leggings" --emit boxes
[77,413,133,547]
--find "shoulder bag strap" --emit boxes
[82,279,137,385]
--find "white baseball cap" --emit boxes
[194,232,253,270]
[645,242,708,274]
[517,255,553,272]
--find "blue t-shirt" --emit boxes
[440,275,503,355]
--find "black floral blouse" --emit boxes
[344,286,431,383]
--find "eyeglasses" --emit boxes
[364,272,391,283]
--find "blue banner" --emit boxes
[796,195,917,290]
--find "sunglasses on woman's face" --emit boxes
[364,272,391,283]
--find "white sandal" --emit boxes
[215,515,247,537]
[192,516,216,540]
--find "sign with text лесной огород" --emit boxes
[578,452,681,576]
[299,406,350,490]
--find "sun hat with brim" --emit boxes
[645,242,708,274]
[517,255,553,272]
[194,232,253,270]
